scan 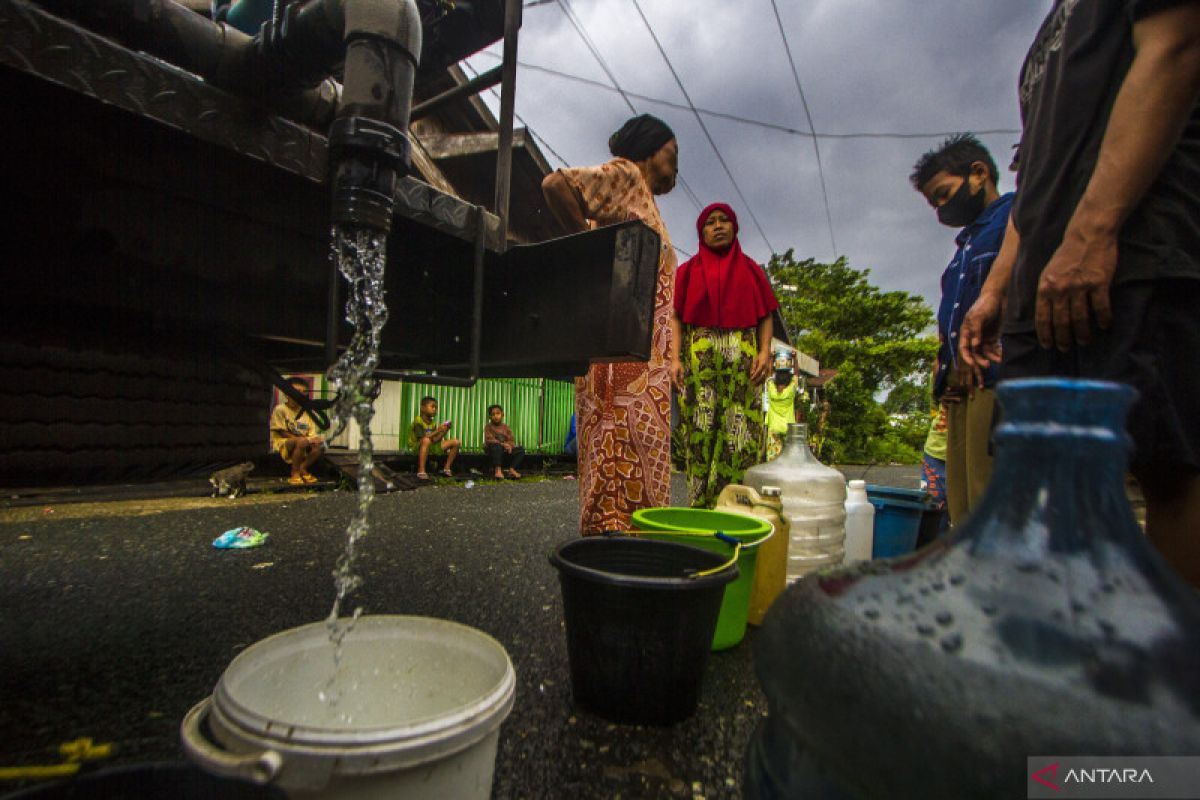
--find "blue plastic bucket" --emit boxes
[865,485,929,558]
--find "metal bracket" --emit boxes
[374,202,486,387]
[217,336,336,429]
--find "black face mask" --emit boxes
[936,176,987,228]
[774,370,792,384]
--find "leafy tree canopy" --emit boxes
[767,251,937,464]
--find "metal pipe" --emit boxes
[467,202,486,384]
[33,0,340,127]
[328,0,422,233]
[41,0,422,235]
[492,0,521,248]
[325,245,341,367]
[411,65,504,122]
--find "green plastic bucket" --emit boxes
[631,507,773,650]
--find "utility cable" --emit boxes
[461,61,570,167]
[553,0,704,212]
[555,0,637,114]
[628,0,774,254]
[470,51,1021,141]
[769,0,836,258]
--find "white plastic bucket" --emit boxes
[181,615,516,799]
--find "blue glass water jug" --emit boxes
[746,378,1200,799]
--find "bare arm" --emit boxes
[1037,4,1200,350]
[541,172,589,234]
[751,313,773,384]
[958,214,1020,375]
[669,311,685,390]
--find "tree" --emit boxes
[767,251,937,464]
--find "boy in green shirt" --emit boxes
[410,396,461,480]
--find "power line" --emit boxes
[554,0,637,114]
[460,61,570,167]
[769,0,836,258]
[471,50,1021,141]
[628,0,775,255]
[552,0,704,211]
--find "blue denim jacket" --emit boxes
[935,192,1014,400]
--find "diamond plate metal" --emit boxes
[0,0,328,183]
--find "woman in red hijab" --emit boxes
[671,202,779,508]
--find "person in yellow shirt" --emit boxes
[921,404,949,537]
[269,377,324,485]
[765,352,804,460]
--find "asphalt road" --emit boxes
[0,475,771,799]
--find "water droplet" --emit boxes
[931,581,946,592]
[916,623,935,637]
[863,607,880,620]
[935,611,953,627]
[949,574,965,586]
[1070,601,1085,614]
[981,604,998,617]
[940,633,963,653]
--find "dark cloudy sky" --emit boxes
[463,0,1051,313]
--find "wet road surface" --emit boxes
[1,475,772,799]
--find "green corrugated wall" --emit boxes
[398,378,575,454]
[282,376,576,455]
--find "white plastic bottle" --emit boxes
[843,479,875,565]
[743,423,846,583]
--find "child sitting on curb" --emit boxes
[410,396,460,481]
[484,404,524,480]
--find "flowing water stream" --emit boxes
[320,224,389,708]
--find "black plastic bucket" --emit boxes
[549,537,738,725]
[2,762,285,799]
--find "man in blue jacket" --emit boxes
[911,134,1015,527]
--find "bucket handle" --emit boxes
[690,532,742,578]
[180,698,283,785]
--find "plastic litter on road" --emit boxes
[212,527,269,549]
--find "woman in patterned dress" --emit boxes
[542,114,679,533]
[670,203,778,508]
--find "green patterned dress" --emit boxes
[678,325,766,508]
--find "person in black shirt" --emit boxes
[960,0,1200,587]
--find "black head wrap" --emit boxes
[608,114,675,162]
